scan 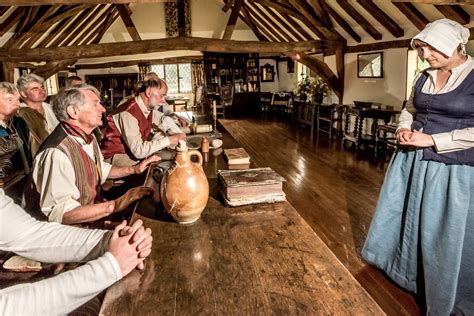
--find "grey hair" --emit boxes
[17,73,44,92]
[0,82,18,95]
[52,83,100,122]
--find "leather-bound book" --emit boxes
[218,167,286,206]
[223,147,250,165]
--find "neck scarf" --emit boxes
[62,122,94,144]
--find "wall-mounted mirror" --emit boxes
[358,52,383,78]
[260,63,275,82]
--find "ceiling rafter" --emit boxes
[279,12,312,41]
[80,5,116,45]
[73,4,112,45]
[10,4,92,48]
[223,0,244,40]
[308,0,333,27]
[244,2,281,41]
[5,5,57,48]
[262,6,305,41]
[248,1,294,42]
[239,7,270,41]
[434,5,470,24]
[0,7,26,37]
[252,0,327,39]
[322,2,361,42]
[116,4,141,41]
[288,0,338,40]
[0,0,172,4]
[51,5,105,47]
[356,0,404,38]
[89,6,121,44]
[392,2,429,30]
[336,0,382,40]
[49,5,97,47]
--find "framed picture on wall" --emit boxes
[357,52,383,78]
[261,63,275,82]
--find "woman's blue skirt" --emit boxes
[362,148,474,315]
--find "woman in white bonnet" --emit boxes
[362,18,473,315]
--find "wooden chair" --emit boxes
[259,92,273,116]
[216,84,233,119]
[316,104,336,138]
[270,93,291,116]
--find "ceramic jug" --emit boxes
[160,140,209,224]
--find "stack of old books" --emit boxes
[217,167,286,206]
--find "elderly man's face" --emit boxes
[148,85,167,108]
[22,81,47,103]
[0,90,20,119]
[74,89,105,131]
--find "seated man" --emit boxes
[0,189,152,315]
[64,75,83,88]
[0,82,31,201]
[28,84,159,224]
[101,79,186,167]
[17,73,59,156]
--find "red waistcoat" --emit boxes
[101,98,153,160]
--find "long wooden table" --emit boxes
[100,126,384,315]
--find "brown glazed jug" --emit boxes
[160,140,209,224]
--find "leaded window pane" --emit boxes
[178,64,192,93]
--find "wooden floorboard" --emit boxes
[220,118,420,316]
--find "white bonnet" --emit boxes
[411,18,470,57]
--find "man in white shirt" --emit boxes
[28,84,159,225]
[17,73,59,156]
[101,78,186,167]
[0,189,153,315]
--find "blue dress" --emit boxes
[362,70,474,315]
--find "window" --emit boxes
[151,63,192,94]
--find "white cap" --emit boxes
[411,18,470,57]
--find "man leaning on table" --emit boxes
[26,84,159,225]
[101,78,186,167]
[0,189,153,315]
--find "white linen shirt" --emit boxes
[0,189,121,315]
[111,96,182,159]
[398,55,474,153]
[32,134,112,223]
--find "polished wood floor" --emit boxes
[220,118,420,316]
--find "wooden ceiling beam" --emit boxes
[279,13,312,41]
[336,0,382,40]
[286,51,342,98]
[239,9,270,41]
[308,0,333,27]
[252,0,327,39]
[5,6,56,48]
[223,0,244,40]
[346,38,410,53]
[73,4,110,45]
[392,0,472,4]
[434,5,470,24]
[247,1,293,42]
[0,0,174,5]
[20,6,65,48]
[288,0,337,39]
[0,37,329,62]
[75,56,203,70]
[51,6,97,46]
[32,59,76,80]
[22,6,89,48]
[0,6,8,16]
[322,2,361,42]
[357,0,404,38]
[116,4,141,41]
[243,3,280,42]
[0,7,26,37]
[392,2,429,30]
[263,7,305,41]
[88,6,120,44]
